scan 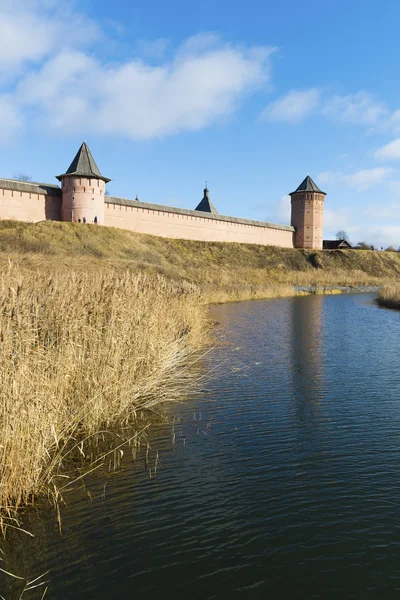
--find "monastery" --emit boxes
[0,142,326,250]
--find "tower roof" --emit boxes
[194,187,218,214]
[290,175,325,195]
[56,142,110,182]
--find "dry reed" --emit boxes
[0,263,206,516]
[377,283,400,310]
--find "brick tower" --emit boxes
[57,142,110,225]
[290,175,326,249]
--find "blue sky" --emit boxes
[2,0,400,247]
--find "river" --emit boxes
[3,292,400,599]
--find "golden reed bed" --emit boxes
[0,264,206,520]
[377,283,400,310]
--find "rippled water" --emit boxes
[4,293,400,599]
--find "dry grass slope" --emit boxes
[0,221,399,302]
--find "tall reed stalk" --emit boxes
[377,283,400,310]
[0,264,206,515]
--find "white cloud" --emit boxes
[14,37,273,140]
[322,91,387,126]
[261,88,320,123]
[261,89,388,128]
[319,167,392,191]
[0,0,274,143]
[389,110,400,132]
[322,203,400,248]
[342,168,392,190]
[0,94,22,139]
[364,201,400,220]
[355,225,400,249]
[251,194,291,224]
[363,182,400,220]
[0,0,99,79]
[274,194,291,222]
[323,208,352,231]
[374,138,400,161]
[388,180,400,195]
[137,38,169,60]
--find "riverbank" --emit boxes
[0,220,398,303]
[377,283,400,310]
[0,220,397,520]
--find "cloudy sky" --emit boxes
[1,0,400,247]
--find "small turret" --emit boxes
[195,186,218,214]
[290,175,326,249]
[57,142,110,224]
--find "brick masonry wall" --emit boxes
[0,181,295,249]
[61,176,105,224]
[0,187,61,222]
[291,192,324,250]
[104,202,294,247]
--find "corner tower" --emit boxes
[57,142,110,224]
[289,175,326,249]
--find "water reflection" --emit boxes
[289,295,325,422]
[5,293,400,599]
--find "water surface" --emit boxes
[3,293,400,599]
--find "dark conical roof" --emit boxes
[56,142,110,182]
[194,187,218,214]
[290,175,325,195]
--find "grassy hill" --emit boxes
[0,220,399,301]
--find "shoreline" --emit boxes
[294,284,381,295]
[205,284,381,305]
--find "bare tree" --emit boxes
[355,241,370,250]
[13,173,32,182]
[336,230,350,241]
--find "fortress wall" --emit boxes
[0,187,62,222]
[104,202,294,248]
[0,178,295,249]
